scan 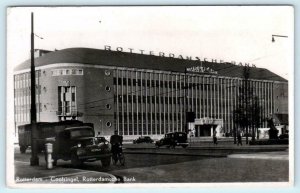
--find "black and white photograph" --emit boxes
[6,6,294,187]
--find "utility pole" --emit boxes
[30,12,39,166]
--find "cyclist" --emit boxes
[110,130,124,164]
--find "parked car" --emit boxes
[155,132,188,148]
[51,126,111,167]
[279,133,289,139]
[133,136,154,144]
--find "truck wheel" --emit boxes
[53,159,57,166]
[20,146,27,154]
[71,154,83,167]
[101,157,111,167]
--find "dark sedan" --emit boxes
[133,136,154,144]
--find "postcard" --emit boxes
[6,6,294,188]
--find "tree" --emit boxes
[233,66,262,144]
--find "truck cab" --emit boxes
[52,126,111,167]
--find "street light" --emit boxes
[272,34,288,42]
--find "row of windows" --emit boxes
[113,76,275,93]
[14,71,41,81]
[14,86,42,95]
[14,79,40,89]
[115,112,236,120]
[118,129,179,136]
[116,95,234,104]
[117,123,183,134]
[15,95,41,106]
[52,69,83,76]
[114,77,218,89]
[15,103,42,113]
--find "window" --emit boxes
[65,101,70,113]
[70,128,94,138]
[58,86,77,117]
[105,86,111,92]
[106,104,111,109]
[105,70,111,76]
[72,93,76,102]
[106,121,112,127]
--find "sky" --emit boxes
[7,6,293,79]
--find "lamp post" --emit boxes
[272,34,288,42]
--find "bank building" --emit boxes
[14,47,288,139]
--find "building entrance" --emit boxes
[195,125,217,137]
[189,118,224,137]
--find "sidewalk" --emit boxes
[228,151,289,160]
[123,139,289,156]
[15,161,115,183]
[13,153,118,184]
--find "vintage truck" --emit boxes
[18,120,112,167]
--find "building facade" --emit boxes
[14,48,288,139]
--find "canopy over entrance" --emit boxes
[188,118,223,137]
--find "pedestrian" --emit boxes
[237,132,242,146]
[213,130,218,145]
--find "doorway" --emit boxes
[195,125,217,137]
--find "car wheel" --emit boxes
[182,145,188,148]
[101,157,111,167]
[53,159,57,166]
[71,153,83,167]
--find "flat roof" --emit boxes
[14,47,287,82]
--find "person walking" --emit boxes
[237,132,243,146]
[213,130,218,145]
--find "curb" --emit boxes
[123,151,227,157]
[227,154,289,160]
[123,146,288,151]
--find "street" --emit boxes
[14,143,289,183]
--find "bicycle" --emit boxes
[111,144,125,166]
